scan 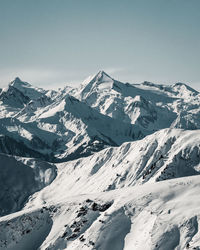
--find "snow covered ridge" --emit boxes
[0,71,199,161]
[22,128,200,201]
[0,71,200,249]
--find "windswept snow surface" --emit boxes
[1,176,200,250]
[26,128,200,198]
[0,71,200,249]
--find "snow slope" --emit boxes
[0,128,195,249]
[1,176,200,249]
[23,128,200,205]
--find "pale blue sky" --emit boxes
[0,0,200,90]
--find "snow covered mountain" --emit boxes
[0,94,144,162]
[0,71,200,249]
[75,71,200,132]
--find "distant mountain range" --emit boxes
[0,71,199,162]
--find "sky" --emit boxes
[0,0,200,90]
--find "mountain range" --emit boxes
[0,71,200,250]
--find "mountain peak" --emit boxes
[90,70,115,87]
[80,70,114,97]
[96,70,109,76]
[172,82,199,95]
[9,77,29,87]
[7,77,46,100]
[81,70,113,88]
[94,70,112,81]
[14,77,22,82]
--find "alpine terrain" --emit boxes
[0,71,200,250]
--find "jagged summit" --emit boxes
[9,77,29,87]
[94,70,113,80]
[13,77,22,82]
[171,82,199,100]
[172,82,199,94]
[139,80,199,100]
[79,70,116,99]
[7,77,47,100]
[86,70,114,86]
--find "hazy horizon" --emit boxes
[1,70,200,93]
